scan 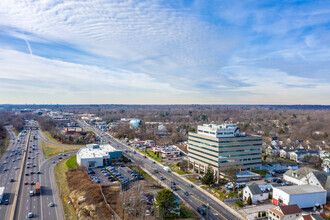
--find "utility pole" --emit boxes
[206,202,209,220]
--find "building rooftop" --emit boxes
[77,144,120,159]
[279,204,302,215]
[247,183,263,195]
[197,123,242,138]
[274,185,326,195]
[284,167,316,180]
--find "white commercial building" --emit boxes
[76,144,122,167]
[272,185,326,208]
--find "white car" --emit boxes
[28,212,34,218]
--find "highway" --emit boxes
[14,125,65,220]
[0,126,21,220]
[77,120,240,220]
[0,120,65,220]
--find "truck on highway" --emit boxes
[163,167,171,172]
[35,183,40,195]
[0,187,5,204]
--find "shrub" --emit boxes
[235,200,244,208]
[247,195,252,205]
[268,193,272,199]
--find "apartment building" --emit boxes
[187,124,262,181]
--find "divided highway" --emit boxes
[0,123,65,220]
[77,120,240,220]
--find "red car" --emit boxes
[24,181,28,185]
[30,182,35,185]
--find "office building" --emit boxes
[187,124,262,181]
[76,144,122,167]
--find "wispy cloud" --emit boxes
[0,0,329,104]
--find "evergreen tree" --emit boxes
[202,165,215,187]
[154,189,179,219]
[247,195,252,205]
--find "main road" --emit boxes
[13,123,64,220]
[0,126,22,220]
[77,120,241,220]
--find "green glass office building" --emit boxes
[188,124,262,181]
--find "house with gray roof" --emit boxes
[242,183,269,204]
[284,167,330,197]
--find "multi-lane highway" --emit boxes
[77,120,241,220]
[0,121,65,220]
[14,125,65,220]
[0,126,21,220]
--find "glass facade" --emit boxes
[188,133,262,170]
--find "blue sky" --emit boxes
[0,0,329,104]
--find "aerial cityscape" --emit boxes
[0,0,329,220]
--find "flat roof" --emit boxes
[274,185,326,195]
[77,144,120,159]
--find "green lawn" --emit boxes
[169,164,190,175]
[179,204,196,218]
[66,155,77,169]
[41,140,82,158]
[186,177,197,183]
[139,150,164,162]
[252,170,269,176]
[130,166,156,182]
[42,130,61,144]
[54,157,77,220]
[12,127,19,136]
[214,189,241,201]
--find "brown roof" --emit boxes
[279,204,303,215]
[269,208,284,217]
[302,215,313,220]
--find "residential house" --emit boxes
[280,149,295,158]
[266,145,282,157]
[290,150,319,163]
[243,183,269,204]
[268,205,302,220]
[284,167,330,197]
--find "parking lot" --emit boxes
[87,164,142,185]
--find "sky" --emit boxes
[0,0,329,105]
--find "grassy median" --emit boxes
[42,130,62,144]
[55,156,78,220]
[41,140,82,158]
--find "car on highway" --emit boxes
[160,176,165,180]
[3,168,8,171]
[30,181,35,185]
[184,191,189,196]
[49,202,54,207]
[12,159,15,162]
[172,186,177,191]
[4,199,9,205]
[25,173,29,176]
[37,171,41,174]
[24,181,28,185]
[30,171,34,175]
[3,161,7,164]
[14,166,18,170]
[10,178,14,182]
[189,184,194,188]
[27,212,34,218]
[197,207,206,215]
